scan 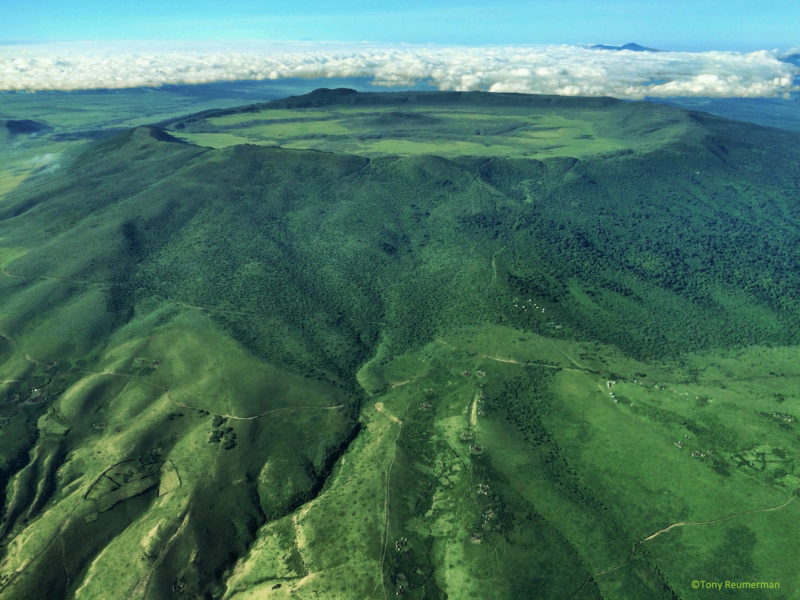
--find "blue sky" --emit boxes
[2,0,797,50]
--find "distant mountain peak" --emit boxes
[591,42,664,52]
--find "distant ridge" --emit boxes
[591,42,664,52]
[269,88,621,109]
[160,89,623,129]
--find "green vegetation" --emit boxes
[0,90,798,598]
[167,92,690,159]
[0,86,279,200]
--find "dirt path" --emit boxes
[641,496,796,542]
[548,340,587,371]
[593,551,636,577]
[480,354,590,374]
[481,355,527,365]
[189,403,345,421]
[435,337,594,375]
[0,266,109,286]
[171,300,250,317]
[374,402,402,424]
[568,495,797,599]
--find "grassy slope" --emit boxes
[167,91,691,160]
[0,92,798,598]
[0,83,314,202]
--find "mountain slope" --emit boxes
[0,91,799,599]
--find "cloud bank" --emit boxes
[1,42,798,99]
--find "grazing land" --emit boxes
[167,90,693,159]
[0,89,799,598]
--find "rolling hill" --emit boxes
[0,90,799,599]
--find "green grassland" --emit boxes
[0,81,355,200]
[168,93,691,159]
[0,134,72,202]
[0,88,280,134]
[221,327,798,598]
[0,87,269,201]
[0,90,798,598]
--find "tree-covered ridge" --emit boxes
[4,107,798,367]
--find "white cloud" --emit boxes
[0,41,797,99]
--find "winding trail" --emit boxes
[171,300,250,317]
[548,339,587,371]
[567,495,797,599]
[1,266,111,286]
[641,495,796,542]
[173,400,345,421]
[433,336,594,375]
[480,354,591,374]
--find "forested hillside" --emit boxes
[0,92,798,599]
